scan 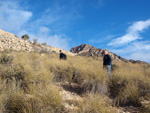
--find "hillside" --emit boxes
[0,30,150,113]
[70,44,149,65]
[0,51,150,113]
[1,29,148,65]
[0,29,75,56]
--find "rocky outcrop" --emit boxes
[0,29,33,51]
[70,44,148,64]
[70,44,125,61]
[0,29,75,56]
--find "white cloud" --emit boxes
[108,34,142,46]
[107,19,150,62]
[0,0,71,51]
[125,52,150,62]
[110,41,150,62]
[37,27,71,50]
[47,35,71,51]
[128,20,150,33]
[38,27,51,38]
[39,27,51,34]
[0,1,32,33]
[108,19,150,46]
[131,41,150,50]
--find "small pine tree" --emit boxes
[21,34,30,40]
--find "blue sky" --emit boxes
[0,0,150,62]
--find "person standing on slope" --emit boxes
[103,50,112,77]
[59,50,67,60]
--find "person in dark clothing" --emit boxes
[103,50,112,77]
[59,50,67,60]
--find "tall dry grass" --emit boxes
[109,61,150,106]
[78,94,116,113]
[0,50,150,112]
[0,51,63,113]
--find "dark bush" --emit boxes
[114,83,141,107]
[21,34,30,40]
[138,80,150,99]
[0,54,13,65]
[52,66,73,82]
[13,64,26,81]
[108,76,127,98]
[108,77,142,107]
[111,64,119,71]
[71,71,85,84]
[81,80,108,95]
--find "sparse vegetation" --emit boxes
[41,42,47,46]
[0,51,150,112]
[0,53,13,65]
[39,48,49,54]
[21,34,30,40]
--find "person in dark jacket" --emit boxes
[103,50,112,77]
[59,50,67,60]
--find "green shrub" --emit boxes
[21,34,30,40]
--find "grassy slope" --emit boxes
[0,51,150,113]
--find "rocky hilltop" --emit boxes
[0,29,74,56]
[70,44,149,64]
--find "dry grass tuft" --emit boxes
[78,94,116,113]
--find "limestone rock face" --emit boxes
[0,29,75,56]
[0,29,33,52]
[70,44,148,64]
